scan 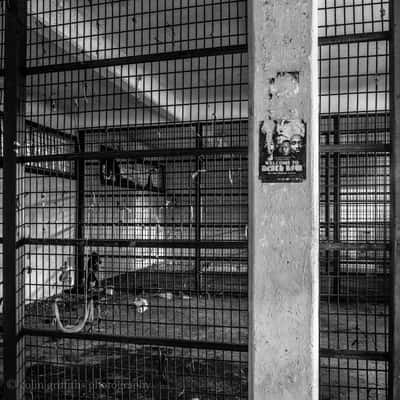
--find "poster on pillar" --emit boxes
[259,119,306,182]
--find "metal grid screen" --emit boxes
[1,0,249,399]
[319,0,391,399]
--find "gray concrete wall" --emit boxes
[248,0,319,399]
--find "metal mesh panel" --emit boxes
[0,1,4,392]
[319,41,390,115]
[25,336,248,400]
[319,1,392,398]
[27,0,247,68]
[2,1,251,398]
[0,2,4,69]
[318,0,390,37]
[320,358,388,400]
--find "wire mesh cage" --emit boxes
[1,0,249,399]
[318,1,392,399]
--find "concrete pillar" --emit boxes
[248,1,319,399]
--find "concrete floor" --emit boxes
[0,298,389,399]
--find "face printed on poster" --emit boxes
[259,119,306,182]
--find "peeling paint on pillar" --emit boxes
[248,0,319,399]
[269,72,300,99]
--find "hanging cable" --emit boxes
[53,297,94,334]
[54,255,97,333]
[54,196,98,333]
[228,168,234,185]
[191,168,206,180]
[82,83,89,104]
[190,205,194,222]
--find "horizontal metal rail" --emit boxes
[80,118,247,132]
[96,254,247,263]
[320,241,391,251]
[84,222,247,229]
[18,237,248,249]
[321,221,390,227]
[319,31,391,46]
[0,44,249,77]
[22,328,248,352]
[17,146,248,163]
[24,44,248,75]
[84,155,248,165]
[320,348,389,362]
[320,144,391,153]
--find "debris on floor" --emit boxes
[133,297,149,313]
[155,292,174,300]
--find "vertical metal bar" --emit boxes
[324,153,330,240]
[333,115,340,297]
[390,0,400,397]
[76,131,85,289]
[195,123,202,292]
[4,0,26,399]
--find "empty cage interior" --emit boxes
[0,0,249,399]
[319,1,391,399]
